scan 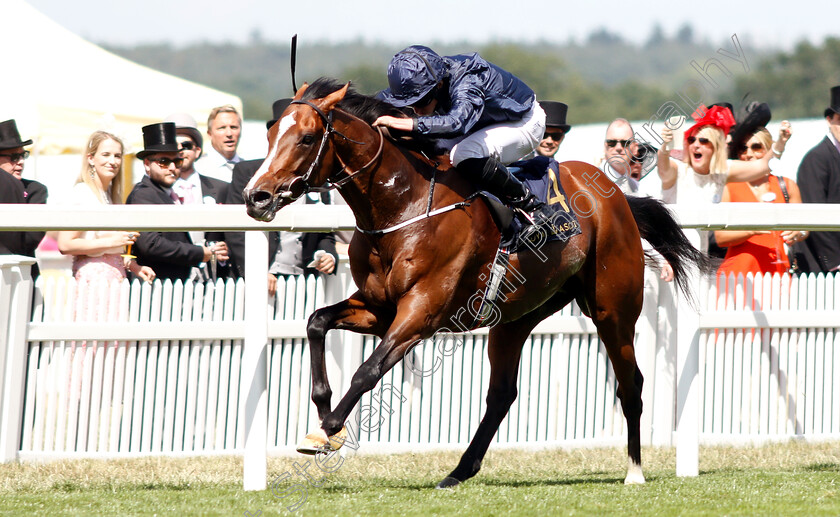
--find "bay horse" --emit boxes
[244,78,710,488]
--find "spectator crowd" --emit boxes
[3,53,840,295]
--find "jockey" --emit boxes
[373,45,554,229]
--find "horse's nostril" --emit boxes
[250,189,273,206]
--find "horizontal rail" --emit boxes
[0,204,356,232]
[2,203,840,231]
[25,314,599,341]
[699,310,840,329]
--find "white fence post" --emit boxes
[0,256,35,462]
[675,229,702,477]
[242,231,269,491]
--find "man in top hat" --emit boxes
[224,99,338,295]
[165,113,230,280]
[535,101,571,158]
[796,85,840,273]
[0,119,46,268]
[126,122,228,281]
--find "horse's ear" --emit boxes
[293,82,309,100]
[321,82,350,111]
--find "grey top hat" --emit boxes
[539,101,571,133]
[0,119,33,151]
[137,122,180,159]
[164,113,203,149]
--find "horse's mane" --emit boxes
[301,77,441,159]
[301,77,406,125]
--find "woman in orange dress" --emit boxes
[715,105,807,278]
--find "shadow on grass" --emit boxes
[804,463,840,472]
[50,481,196,492]
[314,473,663,491]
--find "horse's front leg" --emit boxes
[320,301,431,437]
[307,292,393,421]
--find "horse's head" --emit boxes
[243,82,350,221]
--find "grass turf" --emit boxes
[0,440,838,516]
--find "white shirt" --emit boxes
[173,170,206,244]
[601,161,640,196]
[661,161,727,205]
[199,146,242,183]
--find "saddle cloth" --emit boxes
[482,156,581,252]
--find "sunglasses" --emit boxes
[738,142,765,153]
[544,132,565,142]
[605,139,632,148]
[178,141,195,151]
[686,136,711,146]
[0,150,30,162]
[151,157,184,168]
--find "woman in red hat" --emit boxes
[657,105,779,205]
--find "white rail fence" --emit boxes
[1,204,840,488]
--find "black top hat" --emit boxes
[0,119,33,151]
[727,101,772,159]
[539,101,571,133]
[266,98,294,130]
[824,86,840,118]
[137,122,180,159]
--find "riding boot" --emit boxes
[457,157,558,234]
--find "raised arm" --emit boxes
[657,127,678,189]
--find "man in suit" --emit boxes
[0,170,28,256]
[796,85,840,273]
[126,122,228,281]
[201,105,243,182]
[225,98,338,296]
[165,113,230,280]
[0,119,46,271]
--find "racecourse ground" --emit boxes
[1,440,838,516]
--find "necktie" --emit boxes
[184,183,196,204]
[169,189,181,204]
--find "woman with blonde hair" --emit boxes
[657,105,782,205]
[58,131,155,283]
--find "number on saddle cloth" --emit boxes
[508,156,581,246]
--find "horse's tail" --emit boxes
[625,195,716,302]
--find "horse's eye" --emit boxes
[302,134,315,145]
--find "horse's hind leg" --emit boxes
[437,321,531,488]
[306,292,392,421]
[587,299,645,485]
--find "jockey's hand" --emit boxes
[373,115,413,132]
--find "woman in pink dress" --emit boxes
[58,131,155,285]
[57,132,156,418]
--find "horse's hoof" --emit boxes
[624,463,646,485]
[435,476,461,489]
[295,426,348,455]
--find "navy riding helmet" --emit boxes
[379,45,447,107]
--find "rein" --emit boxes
[284,99,383,197]
[287,99,473,236]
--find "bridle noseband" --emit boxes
[279,99,384,201]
